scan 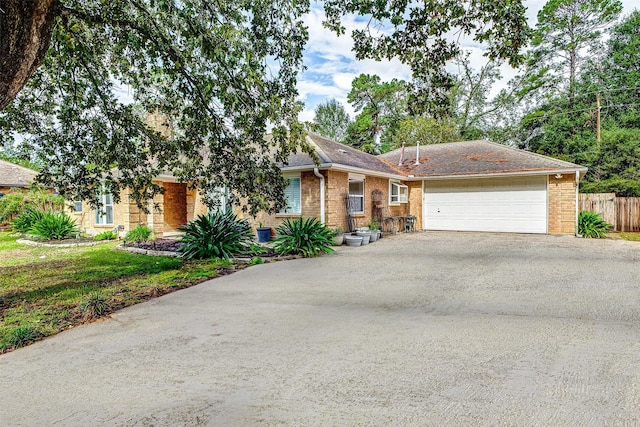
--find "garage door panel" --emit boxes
[423,177,547,234]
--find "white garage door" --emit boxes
[423,176,548,233]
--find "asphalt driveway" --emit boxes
[1,232,639,426]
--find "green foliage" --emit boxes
[10,209,46,233]
[393,116,460,151]
[249,257,264,265]
[323,0,530,112]
[0,188,63,225]
[178,210,253,260]
[313,99,352,142]
[94,231,118,241]
[29,211,79,240]
[2,0,310,216]
[124,225,154,244]
[273,218,334,258]
[7,325,42,349]
[578,211,612,238]
[344,74,408,153]
[79,292,110,320]
[531,0,622,97]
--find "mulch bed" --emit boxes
[123,238,184,252]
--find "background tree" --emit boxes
[529,0,622,100]
[393,116,460,151]
[0,0,310,215]
[312,99,351,142]
[323,0,531,113]
[344,74,407,153]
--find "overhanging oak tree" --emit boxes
[0,0,310,214]
[323,0,531,115]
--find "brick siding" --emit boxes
[548,174,577,235]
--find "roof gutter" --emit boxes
[412,168,588,181]
[313,168,325,225]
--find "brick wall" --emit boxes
[548,174,577,235]
[163,182,187,231]
[325,170,348,231]
[407,181,423,229]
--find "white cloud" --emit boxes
[298,0,639,122]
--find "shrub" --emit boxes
[178,210,253,260]
[10,208,46,233]
[273,217,334,257]
[8,325,42,348]
[124,225,154,244]
[578,211,612,238]
[94,230,118,241]
[79,292,110,320]
[29,211,79,240]
[0,188,63,225]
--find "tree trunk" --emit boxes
[0,0,60,110]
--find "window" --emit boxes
[390,181,409,204]
[348,179,364,214]
[280,176,301,214]
[73,201,83,213]
[95,192,114,225]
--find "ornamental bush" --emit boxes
[29,211,79,240]
[578,211,612,238]
[178,210,253,260]
[273,217,334,257]
[124,225,154,244]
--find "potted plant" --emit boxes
[367,219,379,242]
[356,229,371,245]
[256,222,272,243]
[330,228,344,246]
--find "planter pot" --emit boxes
[332,233,345,246]
[356,231,371,245]
[256,227,272,243]
[345,236,363,247]
[369,229,379,242]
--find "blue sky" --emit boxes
[297,0,639,122]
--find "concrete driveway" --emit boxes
[1,232,639,426]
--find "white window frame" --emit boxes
[73,201,83,213]
[279,175,301,214]
[348,179,365,214]
[95,190,114,225]
[390,181,409,205]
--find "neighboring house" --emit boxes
[251,135,587,235]
[0,159,39,196]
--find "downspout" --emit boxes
[575,170,580,236]
[314,168,325,225]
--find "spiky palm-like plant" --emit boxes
[178,210,253,260]
[273,217,334,257]
[578,211,612,238]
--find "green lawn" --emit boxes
[618,232,640,242]
[0,232,232,352]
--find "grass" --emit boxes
[618,232,640,242]
[0,232,234,352]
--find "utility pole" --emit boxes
[596,93,601,145]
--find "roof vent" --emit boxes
[338,149,347,153]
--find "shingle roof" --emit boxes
[282,132,402,176]
[378,140,587,177]
[0,159,38,188]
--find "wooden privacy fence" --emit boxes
[579,193,640,232]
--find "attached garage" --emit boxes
[379,140,588,235]
[422,176,548,234]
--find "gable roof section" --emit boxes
[282,132,402,177]
[379,140,587,178]
[0,159,38,188]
